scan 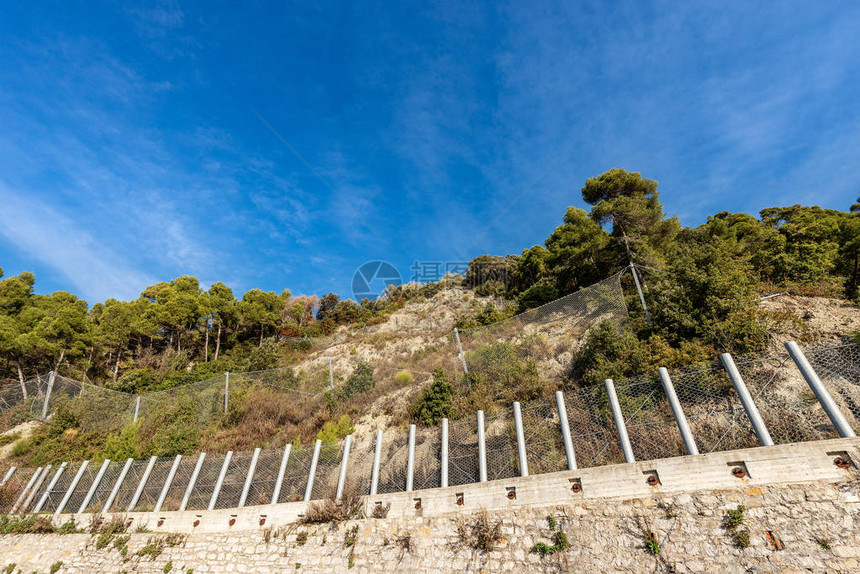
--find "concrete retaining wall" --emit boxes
[2,438,859,572]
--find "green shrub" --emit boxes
[0,433,21,447]
[338,362,375,400]
[316,415,354,444]
[50,561,63,574]
[411,369,454,426]
[394,371,414,386]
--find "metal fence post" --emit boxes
[128,456,157,512]
[328,357,334,393]
[103,458,134,512]
[0,466,15,487]
[336,435,352,500]
[658,367,699,455]
[180,453,206,512]
[41,371,56,419]
[629,263,652,325]
[785,341,856,438]
[238,448,262,508]
[555,391,577,470]
[513,402,529,477]
[34,462,67,513]
[55,460,89,516]
[78,459,111,514]
[208,451,233,511]
[271,444,292,504]
[406,425,416,492]
[370,431,383,496]
[154,455,183,513]
[454,328,469,375]
[133,395,141,422]
[303,439,322,502]
[11,466,43,514]
[605,379,635,463]
[440,419,449,488]
[224,372,230,414]
[719,353,774,446]
[477,410,488,482]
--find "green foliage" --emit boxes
[316,415,354,443]
[645,535,661,555]
[394,371,414,386]
[411,369,454,426]
[723,505,746,529]
[0,514,55,534]
[532,514,569,557]
[338,362,375,401]
[50,561,63,574]
[163,560,173,573]
[0,432,20,447]
[57,519,82,534]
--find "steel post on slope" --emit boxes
[555,391,577,470]
[477,411,488,482]
[658,368,699,455]
[785,341,856,438]
[604,379,635,463]
[719,353,774,446]
[440,419,449,488]
[180,453,206,512]
[513,402,529,477]
[303,440,322,502]
[370,431,383,496]
[271,445,292,505]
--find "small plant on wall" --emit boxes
[723,505,750,549]
[532,514,569,557]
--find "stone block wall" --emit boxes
[2,479,859,573]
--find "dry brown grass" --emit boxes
[299,485,363,524]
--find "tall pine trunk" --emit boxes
[17,362,27,399]
[204,324,209,362]
[113,349,122,381]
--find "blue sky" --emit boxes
[1,1,859,303]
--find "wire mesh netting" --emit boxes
[2,342,859,515]
[447,418,480,487]
[0,465,36,514]
[804,344,860,430]
[345,435,376,495]
[274,445,313,504]
[457,273,629,392]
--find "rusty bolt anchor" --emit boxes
[157,519,165,527]
[834,457,852,469]
[507,490,516,500]
[456,495,464,506]
[414,500,422,510]
[259,518,266,526]
[732,467,746,478]
[646,475,659,487]
[571,482,582,493]
[228,518,236,527]
[193,520,200,528]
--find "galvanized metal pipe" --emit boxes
[103,458,134,512]
[720,353,774,446]
[180,453,206,512]
[128,456,157,512]
[440,419,449,488]
[11,466,43,514]
[55,460,89,516]
[406,425,416,491]
[335,435,352,500]
[34,462,67,513]
[0,466,15,487]
[477,410,488,482]
[41,371,56,419]
[658,367,699,455]
[208,451,233,510]
[154,455,183,512]
[370,431,383,496]
[513,402,529,477]
[224,372,230,414]
[271,445,291,504]
[133,395,141,422]
[555,391,577,470]
[78,459,111,514]
[785,341,856,438]
[605,379,635,463]
[303,439,322,502]
[454,328,468,374]
[238,448,261,508]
